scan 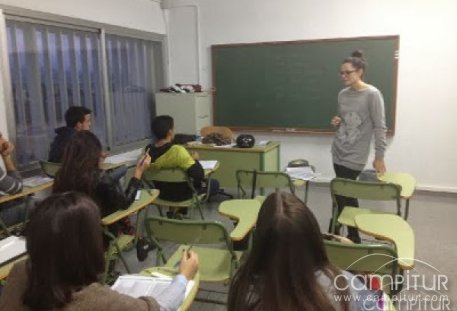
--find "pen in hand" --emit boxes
[174,244,194,267]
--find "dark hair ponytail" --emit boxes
[343,49,367,72]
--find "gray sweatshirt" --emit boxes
[332,84,387,171]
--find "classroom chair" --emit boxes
[324,239,403,297]
[329,178,402,235]
[142,167,207,219]
[39,160,61,178]
[100,189,158,284]
[236,169,296,199]
[144,216,243,284]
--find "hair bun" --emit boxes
[351,50,364,59]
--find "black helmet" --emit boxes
[236,134,255,148]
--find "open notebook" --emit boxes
[111,273,195,311]
[0,236,27,265]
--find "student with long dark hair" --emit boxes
[0,192,198,310]
[53,130,149,223]
[331,50,387,242]
[228,192,379,311]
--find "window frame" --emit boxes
[0,5,166,171]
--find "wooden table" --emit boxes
[140,267,200,311]
[186,142,280,187]
[378,172,416,219]
[355,214,415,269]
[218,199,261,241]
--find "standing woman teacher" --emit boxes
[331,50,387,243]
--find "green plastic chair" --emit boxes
[329,178,402,234]
[144,216,243,283]
[39,160,61,178]
[236,170,295,199]
[324,239,403,297]
[142,167,206,219]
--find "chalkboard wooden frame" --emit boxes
[211,36,399,134]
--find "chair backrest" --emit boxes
[330,178,401,201]
[324,239,401,295]
[200,126,234,141]
[142,167,192,187]
[145,216,232,247]
[236,170,295,198]
[39,161,61,177]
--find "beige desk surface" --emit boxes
[378,172,416,199]
[0,181,53,205]
[187,141,279,153]
[355,214,415,270]
[140,267,200,311]
[0,255,27,281]
[101,189,159,226]
[219,199,261,241]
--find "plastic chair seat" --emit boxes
[165,245,243,282]
[337,207,390,228]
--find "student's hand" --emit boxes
[190,151,199,161]
[179,250,199,280]
[137,153,151,170]
[0,140,14,157]
[373,159,386,175]
[330,116,342,127]
[133,153,151,179]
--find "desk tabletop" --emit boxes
[0,255,27,280]
[101,189,159,225]
[219,199,261,241]
[355,214,415,269]
[186,141,279,153]
[0,181,53,205]
[140,267,200,311]
[378,172,416,199]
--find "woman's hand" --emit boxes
[133,153,152,179]
[179,250,199,280]
[330,116,342,127]
[373,159,386,175]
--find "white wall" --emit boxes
[167,0,457,192]
[0,0,165,34]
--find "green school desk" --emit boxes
[378,172,416,220]
[186,142,280,188]
[355,214,415,270]
[218,199,261,241]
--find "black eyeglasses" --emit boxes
[339,70,356,76]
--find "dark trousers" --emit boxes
[333,164,361,239]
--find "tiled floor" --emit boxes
[119,184,457,310]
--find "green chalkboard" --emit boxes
[212,36,398,133]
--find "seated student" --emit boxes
[48,106,126,182]
[228,191,380,311]
[48,106,92,163]
[145,115,204,202]
[0,192,199,311]
[53,130,150,234]
[0,133,24,229]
